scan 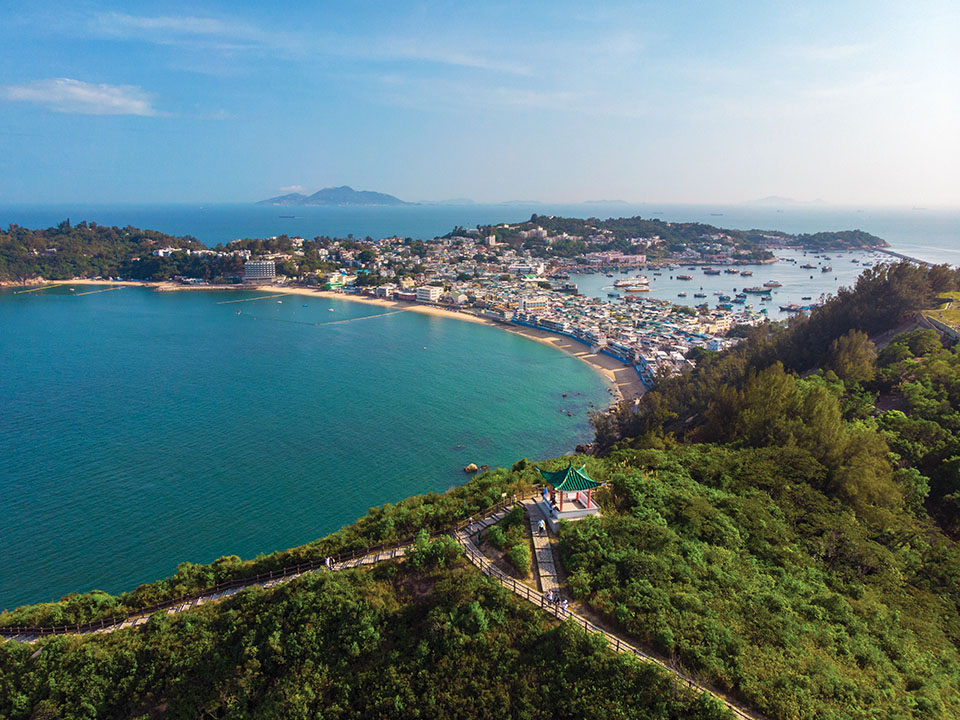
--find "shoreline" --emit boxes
[1,278,645,404]
[259,286,644,405]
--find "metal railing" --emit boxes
[0,488,537,637]
[453,530,760,720]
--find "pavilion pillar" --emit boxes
[587,489,592,508]
[559,491,563,512]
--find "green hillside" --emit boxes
[3,261,960,719]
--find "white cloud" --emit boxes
[1,78,159,116]
[92,12,530,74]
[279,185,306,193]
[790,43,872,62]
[95,12,256,41]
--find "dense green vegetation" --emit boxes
[0,221,210,282]
[0,554,731,719]
[0,468,532,629]
[594,262,960,453]
[485,506,532,577]
[464,215,886,261]
[874,328,960,532]
[560,444,960,720]
[577,261,960,718]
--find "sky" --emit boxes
[1,1,958,206]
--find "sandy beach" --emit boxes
[3,278,645,404]
[252,286,645,404]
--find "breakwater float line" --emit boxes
[74,286,125,296]
[237,309,405,327]
[216,294,287,304]
[876,248,933,267]
[13,284,62,294]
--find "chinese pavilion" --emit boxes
[536,463,604,521]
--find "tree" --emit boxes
[826,329,876,384]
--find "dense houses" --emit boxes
[236,225,768,389]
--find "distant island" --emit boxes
[257,186,411,207]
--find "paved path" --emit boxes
[2,498,763,720]
[453,517,763,720]
[1,545,410,643]
[523,498,560,595]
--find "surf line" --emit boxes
[238,309,405,327]
[14,284,62,294]
[74,286,125,296]
[216,294,287,305]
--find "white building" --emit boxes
[416,285,443,303]
[244,260,276,281]
[519,296,549,313]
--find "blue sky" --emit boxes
[2,1,958,205]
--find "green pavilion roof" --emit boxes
[537,463,604,492]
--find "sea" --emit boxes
[1,202,957,609]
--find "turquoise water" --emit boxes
[0,287,610,608]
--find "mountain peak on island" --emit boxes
[257,186,411,206]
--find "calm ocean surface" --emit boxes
[0,287,611,608]
[1,202,956,609]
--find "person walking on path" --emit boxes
[325,556,333,571]
[561,599,569,614]
[537,518,545,536]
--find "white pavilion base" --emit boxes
[536,498,601,534]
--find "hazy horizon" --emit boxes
[2,1,957,207]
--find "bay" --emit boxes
[0,287,610,608]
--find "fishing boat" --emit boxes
[703,268,721,275]
[718,302,733,310]
[694,292,707,298]
[678,292,687,297]
[607,292,620,298]
[763,281,783,288]
[780,304,803,312]
[800,263,816,269]
[742,286,772,294]
[718,294,731,302]
[740,270,753,276]
[724,268,739,274]
[677,274,693,280]
[801,296,812,300]
[821,266,832,272]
